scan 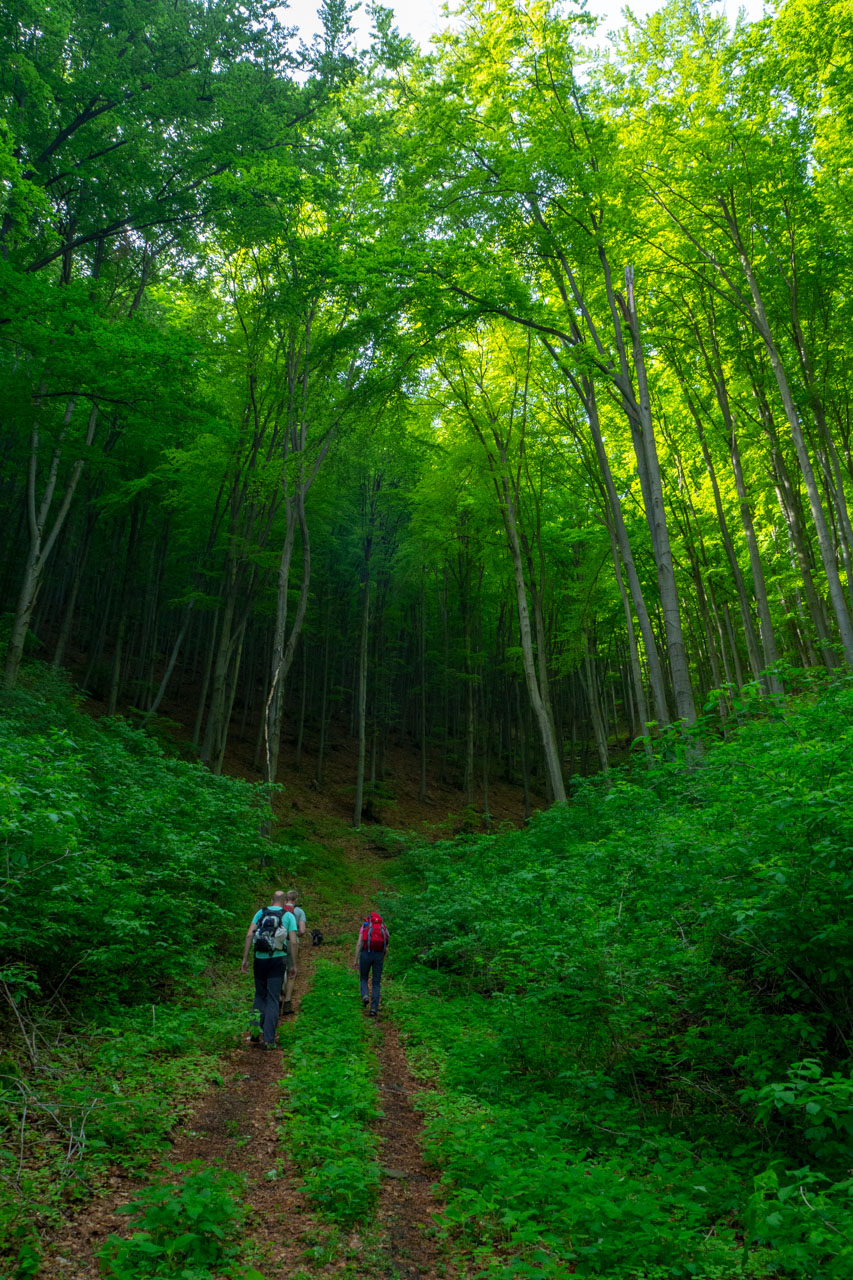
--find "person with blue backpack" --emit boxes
[241,890,298,1048]
[353,911,389,1017]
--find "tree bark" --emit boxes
[4,399,98,688]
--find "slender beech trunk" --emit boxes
[143,600,195,726]
[353,478,380,826]
[619,268,696,721]
[264,492,313,783]
[685,316,782,687]
[606,520,652,753]
[759,398,836,667]
[52,505,98,669]
[4,400,98,688]
[728,427,781,686]
[107,506,142,715]
[544,354,670,729]
[730,226,853,666]
[419,570,428,803]
[194,611,219,748]
[214,621,247,775]
[499,465,566,803]
[295,645,308,769]
[353,553,372,827]
[580,637,610,776]
[316,614,332,789]
[201,578,238,766]
[672,381,763,682]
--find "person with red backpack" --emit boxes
[353,911,389,1017]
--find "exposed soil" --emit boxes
[37,664,469,1278]
[374,1022,443,1280]
[44,943,319,1280]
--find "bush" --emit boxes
[0,670,272,1006]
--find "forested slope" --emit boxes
[5,666,853,1278]
[0,668,275,1268]
[387,676,853,1278]
[3,0,853,809]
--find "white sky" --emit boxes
[283,0,769,53]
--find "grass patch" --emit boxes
[378,684,853,1278]
[386,979,769,1280]
[278,958,381,1225]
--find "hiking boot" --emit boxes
[263,1041,279,1050]
[368,1009,378,1018]
[281,1000,293,1015]
[362,996,369,1008]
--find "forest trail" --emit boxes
[40,854,444,1280]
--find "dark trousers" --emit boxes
[359,950,385,1012]
[252,956,285,1044]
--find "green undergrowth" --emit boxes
[383,681,853,1279]
[0,667,291,1278]
[98,1162,260,1280]
[278,958,381,1225]
[1,970,250,1278]
[390,980,769,1280]
[1,667,273,1005]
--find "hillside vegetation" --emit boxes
[386,676,853,1279]
[3,671,853,1277]
[0,670,276,1268]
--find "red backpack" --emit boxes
[360,912,389,953]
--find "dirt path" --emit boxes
[374,1021,442,1280]
[286,897,446,1280]
[45,948,320,1279]
[43,896,447,1280]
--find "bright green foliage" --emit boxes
[279,959,381,1224]
[0,976,249,1279]
[0,667,271,1002]
[99,1163,247,1280]
[387,679,853,1277]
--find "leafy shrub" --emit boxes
[0,669,271,1006]
[99,1164,246,1279]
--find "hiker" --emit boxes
[353,911,389,1017]
[281,889,307,1016]
[286,889,307,938]
[241,890,298,1048]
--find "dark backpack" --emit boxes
[255,906,285,955]
[360,913,389,953]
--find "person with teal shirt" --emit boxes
[241,890,297,1047]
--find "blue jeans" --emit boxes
[252,955,285,1044]
[359,950,385,1013]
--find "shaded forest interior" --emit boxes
[4,0,853,819]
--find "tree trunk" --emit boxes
[579,637,610,776]
[733,238,853,666]
[500,468,566,803]
[4,400,98,688]
[353,562,371,827]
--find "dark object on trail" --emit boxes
[311,929,324,946]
